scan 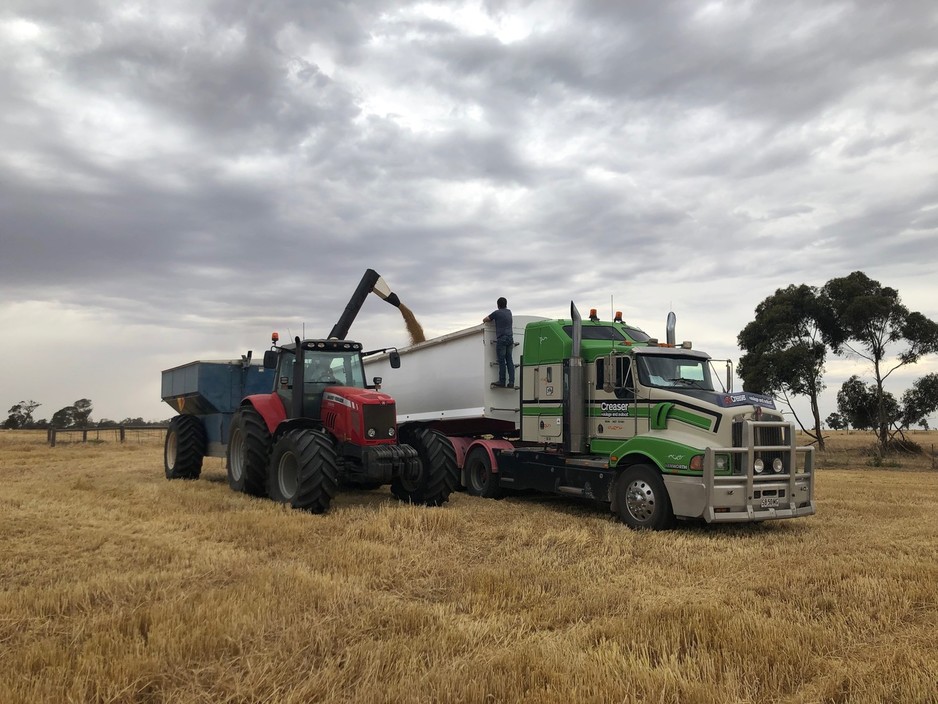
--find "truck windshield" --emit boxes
[637,354,714,391]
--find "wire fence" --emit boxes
[47,425,168,447]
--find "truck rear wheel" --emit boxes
[227,407,270,496]
[464,446,503,499]
[614,464,674,530]
[164,415,206,480]
[392,427,458,506]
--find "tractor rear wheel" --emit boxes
[464,446,503,499]
[226,406,271,496]
[392,427,458,506]
[164,415,207,480]
[614,464,674,530]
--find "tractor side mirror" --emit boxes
[389,351,401,369]
[263,350,279,369]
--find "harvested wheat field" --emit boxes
[1,430,937,704]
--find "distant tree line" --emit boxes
[737,271,938,452]
[3,399,171,430]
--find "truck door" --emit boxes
[593,356,646,441]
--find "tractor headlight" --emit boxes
[367,428,377,438]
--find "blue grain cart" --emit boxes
[161,356,275,479]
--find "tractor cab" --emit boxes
[265,338,367,420]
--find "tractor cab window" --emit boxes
[303,351,366,389]
[637,354,714,391]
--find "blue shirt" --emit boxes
[488,308,513,338]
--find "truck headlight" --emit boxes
[714,454,729,472]
[772,458,784,473]
[754,459,765,474]
[367,428,377,438]
[388,428,395,437]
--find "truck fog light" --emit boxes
[772,458,784,473]
[753,459,765,474]
[367,428,377,438]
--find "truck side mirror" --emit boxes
[389,351,401,369]
[263,350,279,369]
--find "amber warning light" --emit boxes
[271,332,280,345]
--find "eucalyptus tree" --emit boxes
[823,271,938,452]
[737,284,832,449]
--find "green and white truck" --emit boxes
[363,303,815,529]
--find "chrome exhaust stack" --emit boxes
[565,301,587,454]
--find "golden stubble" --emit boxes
[0,430,937,703]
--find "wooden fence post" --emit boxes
[49,427,56,447]
[120,426,126,443]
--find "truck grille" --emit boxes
[732,420,789,474]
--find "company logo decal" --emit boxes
[600,402,631,417]
[719,392,776,410]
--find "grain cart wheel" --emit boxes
[392,427,459,506]
[614,464,674,530]
[464,446,503,499]
[164,415,207,480]
[226,406,271,496]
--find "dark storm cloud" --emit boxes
[2,0,937,422]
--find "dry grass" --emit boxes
[1,430,937,704]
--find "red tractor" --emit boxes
[223,270,458,513]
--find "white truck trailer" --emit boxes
[364,303,816,530]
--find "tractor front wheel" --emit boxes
[614,464,674,530]
[164,415,207,480]
[226,406,271,496]
[392,427,459,506]
[284,429,339,513]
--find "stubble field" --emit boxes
[1,430,936,704]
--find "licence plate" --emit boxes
[760,497,780,508]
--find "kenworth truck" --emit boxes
[363,303,815,529]
[161,269,459,513]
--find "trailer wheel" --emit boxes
[227,406,270,496]
[392,427,458,506]
[614,464,674,530]
[464,446,503,499]
[164,415,206,480]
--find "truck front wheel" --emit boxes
[392,427,459,506]
[227,407,270,496]
[614,464,674,530]
[164,415,207,480]
[464,446,503,499]
[267,429,338,512]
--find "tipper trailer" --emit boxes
[364,303,816,529]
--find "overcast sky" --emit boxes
[2,0,937,427]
